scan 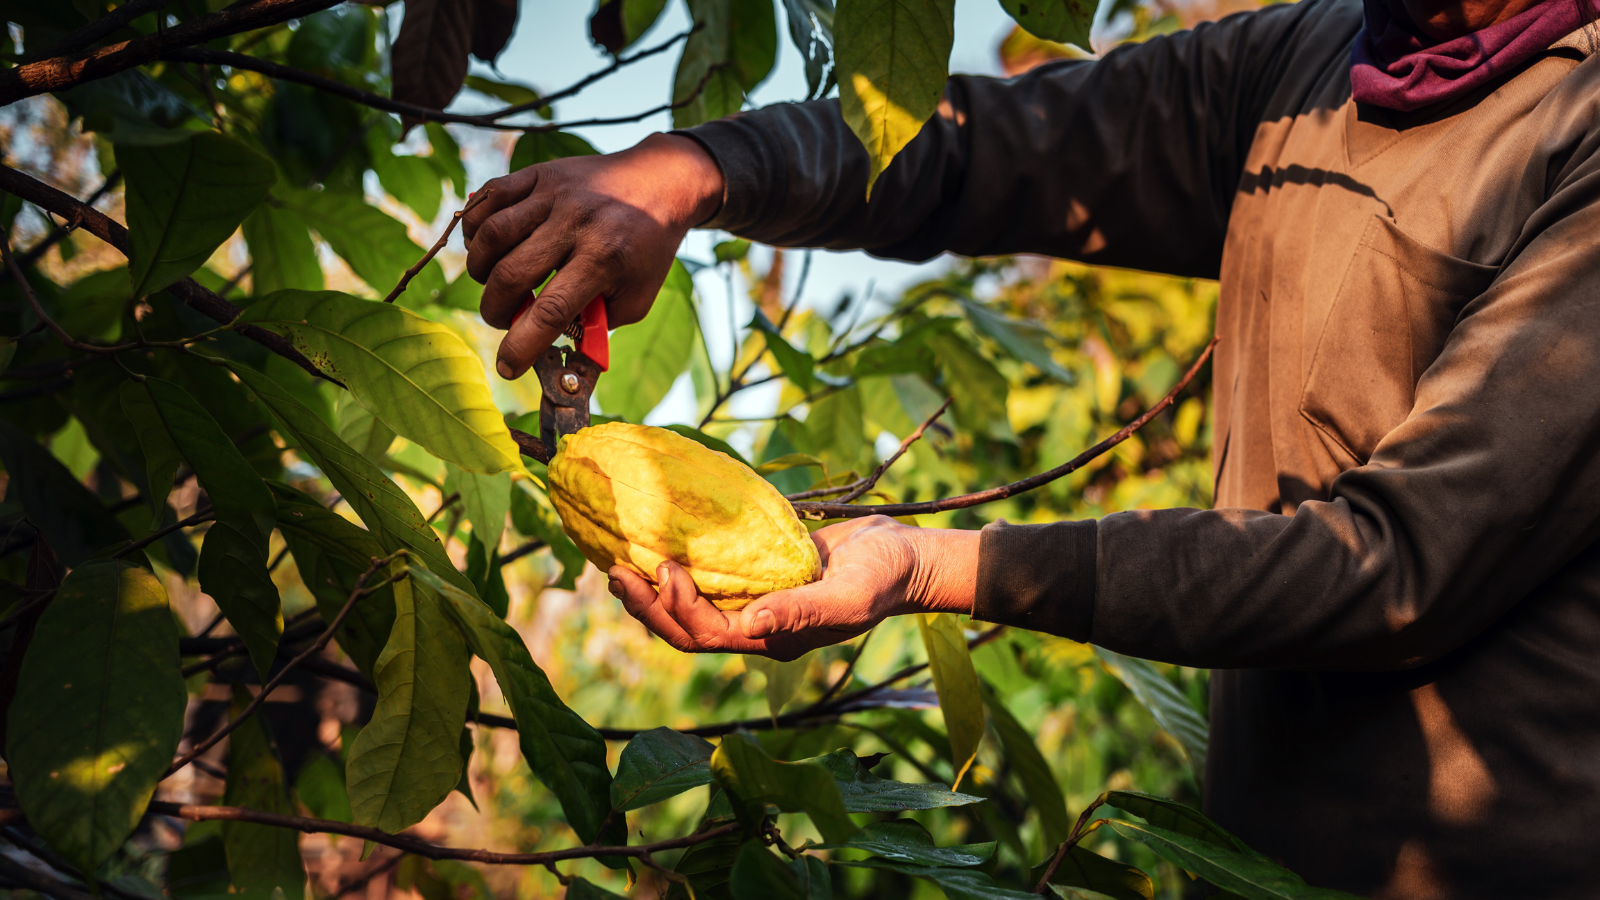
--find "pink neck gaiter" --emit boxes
[1350,0,1595,112]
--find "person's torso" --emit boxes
[1203,8,1600,897]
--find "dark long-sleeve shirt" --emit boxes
[681,1,1600,895]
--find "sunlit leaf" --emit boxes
[7,561,185,879]
[413,564,620,847]
[833,0,954,195]
[673,0,778,127]
[749,309,814,391]
[242,193,324,296]
[274,189,447,303]
[222,686,306,896]
[918,613,984,789]
[120,131,274,296]
[239,290,525,475]
[998,0,1095,49]
[611,727,715,812]
[335,392,398,462]
[1095,647,1208,776]
[744,652,808,718]
[958,298,1074,383]
[346,561,473,834]
[710,732,856,843]
[929,331,1012,440]
[597,260,697,422]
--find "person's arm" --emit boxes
[462,0,1348,379]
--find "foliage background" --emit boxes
[0,0,1265,897]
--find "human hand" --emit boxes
[461,132,723,379]
[609,516,979,660]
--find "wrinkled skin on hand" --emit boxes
[610,516,980,660]
[461,133,723,380]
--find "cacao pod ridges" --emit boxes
[547,422,821,610]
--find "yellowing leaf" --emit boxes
[239,290,524,475]
[917,612,984,789]
[834,0,955,196]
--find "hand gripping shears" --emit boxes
[517,293,608,463]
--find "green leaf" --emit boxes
[590,0,671,53]
[55,266,129,341]
[1100,820,1361,900]
[958,298,1074,383]
[709,732,857,843]
[714,238,751,263]
[463,74,545,110]
[117,381,181,531]
[0,418,132,566]
[424,123,468,197]
[807,747,982,813]
[221,686,306,896]
[274,189,446,302]
[238,290,525,475]
[917,613,984,789]
[269,482,397,678]
[998,0,1095,50]
[509,482,585,590]
[335,391,398,462]
[463,532,510,617]
[673,0,779,128]
[754,453,823,476]
[663,424,753,467]
[120,131,275,296]
[670,821,743,900]
[782,0,836,100]
[838,859,1039,899]
[834,0,955,196]
[1029,845,1153,900]
[130,378,282,680]
[444,462,511,555]
[1095,648,1208,776]
[744,653,808,719]
[811,819,993,867]
[242,195,324,296]
[1101,791,1248,852]
[611,727,715,812]
[509,131,599,171]
[730,842,832,900]
[294,753,354,823]
[346,561,473,834]
[750,309,815,392]
[7,560,185,878]
[413,564,619,847]
[930,331,1012,441]
[806,386,863,475]
[981,684,1072,848]
[566,878,629,900]
[373,148,444,221]
[597,260,697,422]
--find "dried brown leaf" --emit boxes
[391,0,475,130]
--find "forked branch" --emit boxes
[790,337,1219,520]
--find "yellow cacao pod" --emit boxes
[547,422,820,609]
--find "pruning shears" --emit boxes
[521,293,608,462]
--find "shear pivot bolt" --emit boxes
[561,373,580,394]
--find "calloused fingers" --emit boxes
[495,256,613,378]
[611,566,700,652]
[461,168,538,242]
[476,221,571,329]
[466,190,558,299]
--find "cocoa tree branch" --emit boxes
[24,0,178,63]
[0,0,342,106]
[385,190,492,303]
[0,163,338,387]
[0,171,121,286]
[822,397,952,505]
[791,336,1219,520]
[1033,796,1110,893]
[143,800,742,866]
[166,553,405,777]
[115,509,214,560]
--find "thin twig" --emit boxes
[166,553,404,776]
[330,854,403,899]
[427,492,461,525]
[0,589,53,633]
[1034,795,1109,892]
[115,509,214,560]
[815,629,873,706]
[792,336,1219,520]
[499,538,546,566]
[384,191,493,303]
[144,801,742,866]
[831,397,952,504]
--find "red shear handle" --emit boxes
[512,293,610,371]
